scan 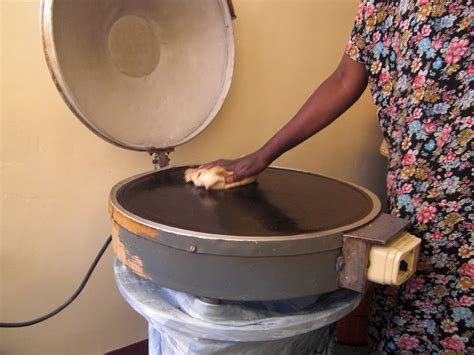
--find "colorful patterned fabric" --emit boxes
[345,0,473,353]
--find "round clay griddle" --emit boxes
[109,166,381,300]
[116,167,376,237]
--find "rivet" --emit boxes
[189,245,197,253]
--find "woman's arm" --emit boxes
[205,54,369,182]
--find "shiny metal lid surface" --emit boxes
[41,0,234,151]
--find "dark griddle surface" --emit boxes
[117,167,374,237]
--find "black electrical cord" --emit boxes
[0,236,112,328]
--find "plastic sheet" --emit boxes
[114,259,362,355]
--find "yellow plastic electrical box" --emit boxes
[367,232,421,286]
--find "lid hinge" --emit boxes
[149,148,174,170]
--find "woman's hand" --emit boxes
[201,151,270,183]
[201,54,368,185]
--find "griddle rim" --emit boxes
[109,166,382,257]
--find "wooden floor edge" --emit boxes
[106,339,148,355]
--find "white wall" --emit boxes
[1,1,385,354]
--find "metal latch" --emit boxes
[149,148,174,170]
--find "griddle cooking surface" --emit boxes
[117,167,374,237]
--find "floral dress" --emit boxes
[345,0,473,353]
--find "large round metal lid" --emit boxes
[41,0,234,151]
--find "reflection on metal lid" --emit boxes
[41,0,234,151]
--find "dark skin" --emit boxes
[203,54,369,183]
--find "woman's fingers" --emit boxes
[200,159,228,169]
[226,170,247,183]
[227,166,254,183]
[201,159,243,171]
[199,154,266,183]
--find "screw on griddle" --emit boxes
[189,245,197,253]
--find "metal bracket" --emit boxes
[149,148,174,170]
[337,213,410,293]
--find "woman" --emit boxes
[204,0,472,353]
